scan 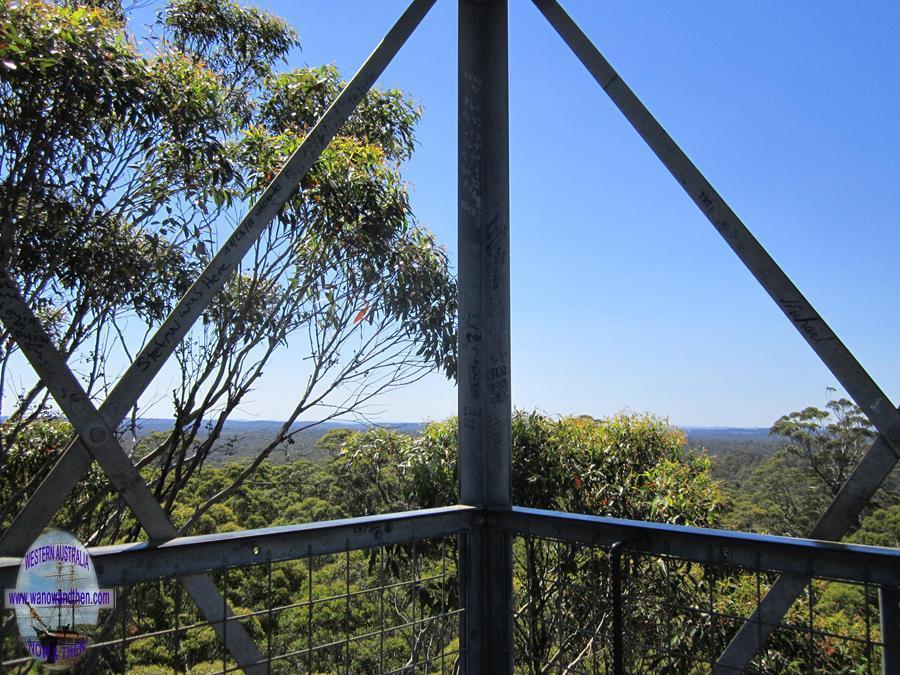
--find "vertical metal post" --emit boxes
[610,542,625,675]
[458,0,512,673]
[880,587,900,674]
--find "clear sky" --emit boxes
[227,0,898,428]
[22,1,900,428]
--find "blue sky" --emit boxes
[67,1,900,426]
[225,0,897,427]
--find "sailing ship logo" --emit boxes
[5,529,114,670]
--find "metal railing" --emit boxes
[1,507,475,674]
[2,505,898,673]
[495,507,900,674]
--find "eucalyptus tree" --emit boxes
[723,397,896,538]
[0,0,456,543]
[771,397,875,498]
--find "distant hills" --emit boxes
[126,418,426,464]
[130,418,425,436]
[682,426,785,458]
[120,419,783,466]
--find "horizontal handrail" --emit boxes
[491,506,900,587]
[2,503,897,589]
[0,505,479,587]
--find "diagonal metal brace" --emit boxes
[0,0,437,558]
[530,0,900,670]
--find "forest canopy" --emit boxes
[2,408,886,672]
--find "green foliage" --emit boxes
[0,417,118,538]
[710,574,874,674]
[0,0,209,321]
[313,427,357,459]
[0,417,72,528]
[771,398,874,498]
[723,447,833,537]
[848,505,900,549]
[166,0,298,88]
[711,398,892,672]
[400,418,457,509]
[84,412,724,673]
[325,411,721,526]
[327,428,408,516]
[719,397,898,538]
[513,412,720,525]
[260,65,420,162]
[4,407,885,672]
[324,412,724,672]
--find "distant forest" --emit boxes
[126,414,900,541]
[4,404,899,672]
[124,418,785,467]
[2,408,888,672]
[126,418,427,465]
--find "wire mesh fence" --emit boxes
[509,532,885,674]
[1,534,464,674]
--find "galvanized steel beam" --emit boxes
[3,505,893,632]
[530,1,900,669]
[458,0,513,672]
[493,507,900,589]
[0,0,438,557]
